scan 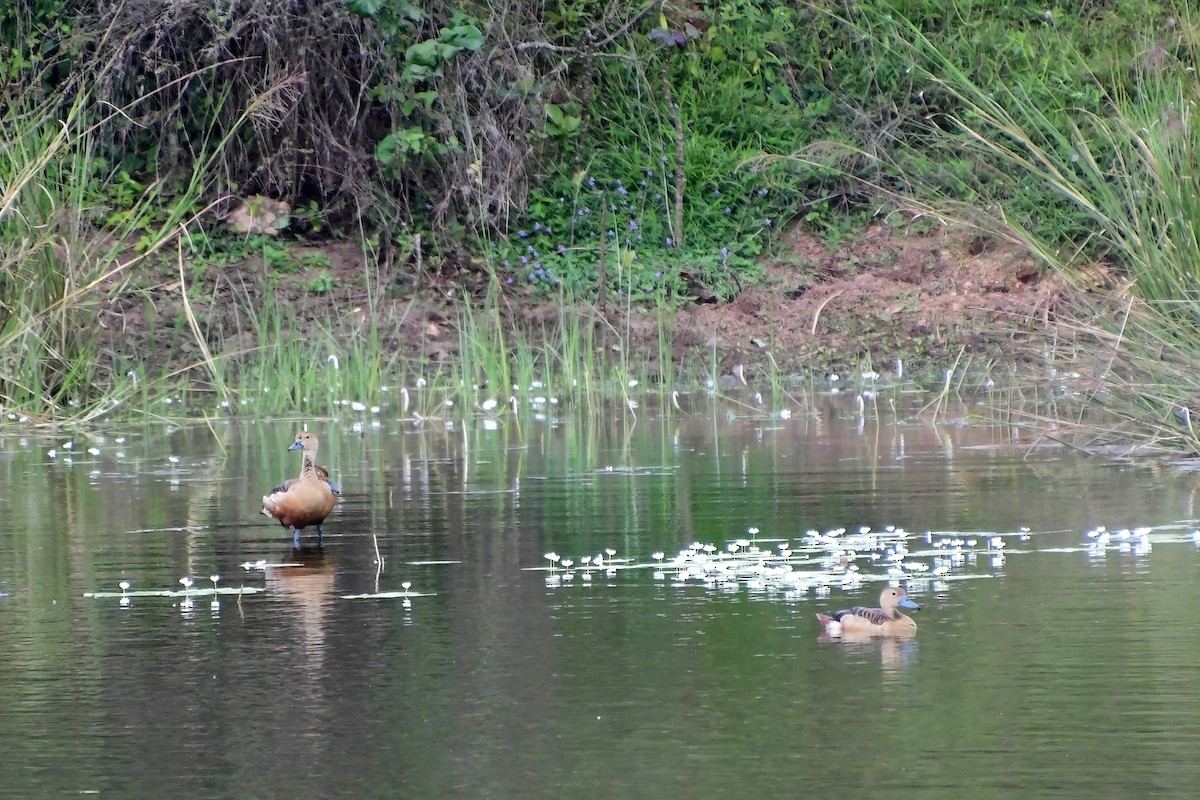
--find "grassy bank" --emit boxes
[856,3,1200,451]
[3,1,1200,443]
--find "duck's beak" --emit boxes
[288,438,304,451]
[898,596,920,610]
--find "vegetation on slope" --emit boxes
[2,0,1198,446]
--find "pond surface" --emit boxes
[3,393,1200,799]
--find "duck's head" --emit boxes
[882,585,920,612]
[289,431,318,452]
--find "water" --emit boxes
[3,397,1200,798]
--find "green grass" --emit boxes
[841,1,1200,450]
[8,0,1199,438]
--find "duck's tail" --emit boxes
[816,613,842,636]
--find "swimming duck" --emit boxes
[816,585,919,638]
[261,431,338,548]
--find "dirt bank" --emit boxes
[98,223,1066,383]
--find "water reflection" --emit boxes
[8,400,1200,797]
[822,635,920,676]
[265,551,337,668]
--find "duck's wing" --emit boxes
[267,475,339,497]
[833,606,894,625]
[267,477,298,496]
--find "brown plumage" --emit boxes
[266,464,341,498]
[816,586,920,638]
[261,431,338,548]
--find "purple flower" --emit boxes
[519,255,528,264]
[618,186,628,196]
[628,220,639,230]
[640,180,648,188]
[608,229,615,237]
[764,218,772,226]
[556,243,567,253]
[533,222,542,231]
[518,229,528,237]
[506,277,513,284]
[654,271,662,279]
[665,237,673,247]
[724,207,731,215]
[757,188,768,197]
[721,247,729,259]
[588,177,596,187]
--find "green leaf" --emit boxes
[375,133,400,166]
[399,1,424,22]
[346,0,384,17]
[441,24,484,51]
[768,83,792,105]
[413,90,439,111]
[402,64,443,83]
[405,39,441,68]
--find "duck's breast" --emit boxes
[263,479,336,528]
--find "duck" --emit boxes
[264,464,342,498]
[261,431,339,549]
[816,585,919,638]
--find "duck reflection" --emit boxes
[819,631,919,675]
[265,548,337,668]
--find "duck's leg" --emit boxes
[293,527,302,549]
[316,524,324,547]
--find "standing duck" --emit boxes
[261,431,338,548]
[816,585,919,638]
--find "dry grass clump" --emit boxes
[50,0,583,236]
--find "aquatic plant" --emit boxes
[84,584,263,601]
[340,579,430,601]
[528,522,1036,604]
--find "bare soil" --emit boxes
[98,223,1070,382]
[672,223,1063,378]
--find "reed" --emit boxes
[791,2,1200,448]
[0,56,313,424]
